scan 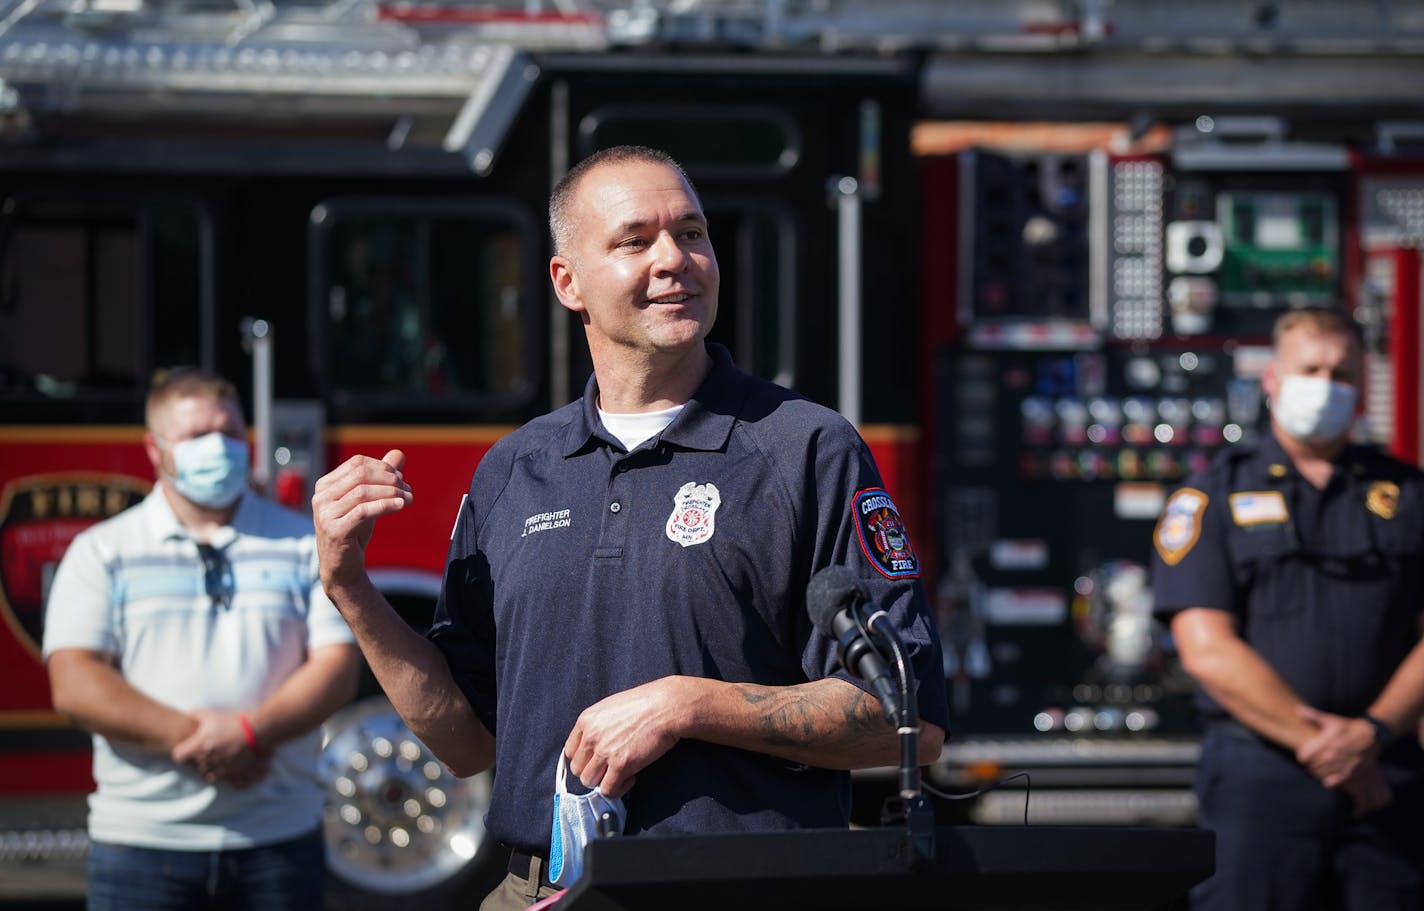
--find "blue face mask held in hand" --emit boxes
[548,753,626,887]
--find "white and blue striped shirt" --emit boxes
[43,486,354,851]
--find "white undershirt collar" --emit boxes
[597,403,685,452]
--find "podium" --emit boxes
[557,825,1214,910]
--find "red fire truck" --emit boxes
[1,0,1422,906]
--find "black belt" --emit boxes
[508,847,553,886]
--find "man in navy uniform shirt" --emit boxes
[312,145,948,911]
[1153,306,1424,910]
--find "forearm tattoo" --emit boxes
[735,682,889,749]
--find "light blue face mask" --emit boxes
[164,432,251,508]
[548,753,626,887]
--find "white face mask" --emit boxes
[1273,375,1357,445]
[161,432,251,508]
[548,753,626,887]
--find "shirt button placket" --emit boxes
[603,458,630,546]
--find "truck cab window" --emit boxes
[704,205,795,390]
[311,200,535,413]
[0,198,204,402]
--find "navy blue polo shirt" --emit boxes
[428,344,948,852]
[1152,431,1424,719]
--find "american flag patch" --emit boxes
[1228,491,1288,526]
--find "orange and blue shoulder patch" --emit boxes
[1154,487,1208,567]
[854,487,919,579]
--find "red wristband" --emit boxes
[238,714,260,753]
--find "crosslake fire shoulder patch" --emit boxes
[853,487,919,579]
[1154,487,1208,567]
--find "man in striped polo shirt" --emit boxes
[44,367,360,911]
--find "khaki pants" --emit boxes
[479,855,564,911]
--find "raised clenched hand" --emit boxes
[312,449,412,594]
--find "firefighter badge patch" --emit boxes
[666,481,720,548]
[854,488,919,579]
[1154,487,1208,566]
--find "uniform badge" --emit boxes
[854,488,919,579]
[666,481,720,548]
[1366,481,1400,520]
[1154,487,1208,567]
[1228,491,1289,527]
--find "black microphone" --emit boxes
[807,565,900,723]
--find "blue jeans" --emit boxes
[87,829,325,911]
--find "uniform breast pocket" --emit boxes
[1371,519,1424,591]
[1228,524,1299,616]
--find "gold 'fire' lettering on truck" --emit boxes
[0,473,151,659]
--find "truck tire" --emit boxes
[318,696,505,910]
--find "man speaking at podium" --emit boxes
[312,145,949,911]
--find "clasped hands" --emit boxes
[1295,705,1391,817]
[170,708,271,788]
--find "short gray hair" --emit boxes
[548,146,697,257]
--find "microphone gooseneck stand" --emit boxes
[866,611,936,868]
